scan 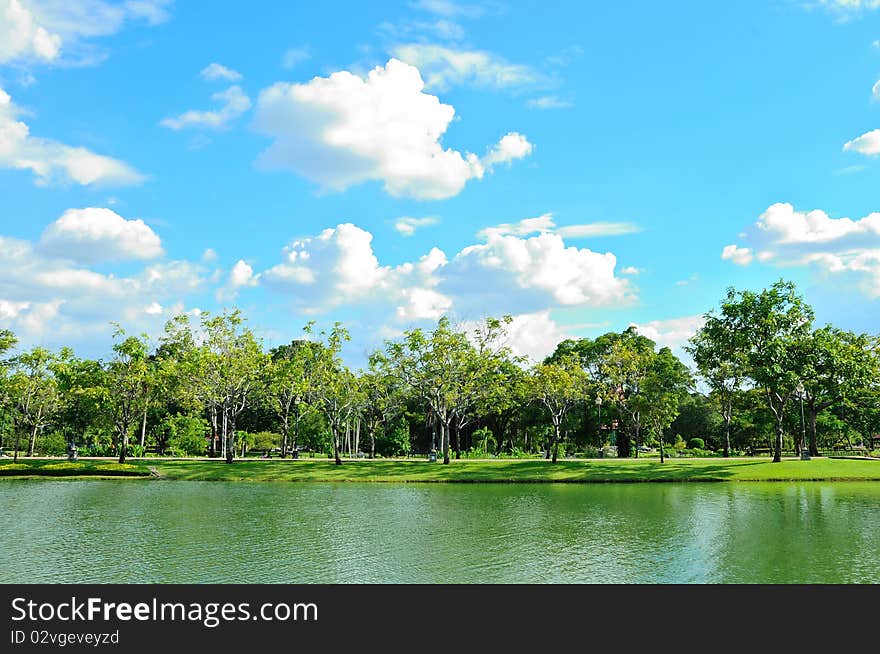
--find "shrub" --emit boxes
[687,437,705,450]
[36,432,67,456]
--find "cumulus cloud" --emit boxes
[872,79,880,101]
[161,85,251,130]
[499,311,572,363]
[482,132,533,166]
[721,244,754,265]
[257,218,633,328]
[756,202,880,244]
[392,44,544,91]
[477,213,641,240]
[725,201,880,299]
[254,58,532,199]
[394,216,439,236]
[0,86,145,185]
[843,129,880,155]
[0,230,207,350]
[447,230,633,315]
[0,0,171,66]
[0,0,61,64]
[200,62,242,81]
[39,207,163,263]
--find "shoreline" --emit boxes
[2,457,879,484]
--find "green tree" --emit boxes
[530,356,587,463]
[306,323,359,465]
[266,339,321,457]
[792,327,878,456]
[688,311,749,457]
[637,348,692,463]
[8,347,58,461]
[107,329,151,464]
[712,280,814,463]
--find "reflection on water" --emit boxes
[1,481,879,583]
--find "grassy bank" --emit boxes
[0,460,151,479]
[3,457,879,483]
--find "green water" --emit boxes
[2,481,879,583]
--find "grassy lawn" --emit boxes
[0,460,151,479]
[3,456,879,483]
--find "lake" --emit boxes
[2,480,879,583]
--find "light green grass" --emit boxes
[0,460,150,478]
[3,457,879,483]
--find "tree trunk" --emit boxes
[442,422,450,465]
[723,412,731,458]
[773,418,783,463]
[13,428,22,463]
[139,405,148,448]
[27,423,38,457]
[633,422,640,459]
[332,425,342,465]
[225,413,235,464]
[551,423,560,464]
[659,427,665,463]
[454,422,461,460]
[209,408,217,458]
[369,427,376,459]
[118,427,128,464]
[281,415,289,458]
[808,407,819,457]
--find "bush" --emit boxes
[126,444,145,458]
[36,432,67,456]
[160,414,209,456]
[687,438,705,450]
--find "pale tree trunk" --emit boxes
[139,405,148,449]
[27,422,38,457]
[442,421,450,464]
[281,415,290,458]
[659,426,665,463]
[220,409,228,460]
[355,419,360,458]
[369,427,376,459]
[551,422,560,464]
[225,411,235,464]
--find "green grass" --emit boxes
[0,460,151,478]
[3,456,879,483]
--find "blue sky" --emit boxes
[1,0,879,365]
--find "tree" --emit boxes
[530,356,587,463]
[0,330,19,453]
[792,326,877,456]
[107,329,151,464]
[306,323,359,465]
[51,349,107,453]
[266,340,321,458]
[8,347,57,461]
[200,311,264,464]
[376,316,475,465]
[688,311,748,457]
[601,328,656,458]
[711,280,814,462]
[637,348,692,462]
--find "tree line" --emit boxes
[1,280,878,465]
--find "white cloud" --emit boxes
[258,220,633,328]
[482,132,533,167]
[281,47,310,69]
[0,86,145,185]
[721,244,754,265]
[229,259,257,288]
[873,79,880,101]
[477,213,641,240]
[447,230,633,315]
[501,311,572,363]
[843,129,880,155]
[756,202,880,244]
[410,0,485,18]
[39,207,163,263]
[394,216,439,236]
[631,315,705,350]
[392,44,544,91]
[200,62,242,82]
[0,0,171,66]
[620,266,641,275]
[527,96,573,110]
[0,0,61,64]
[0,229,207,350]
[254,58,532,200]
[201,248,218,262]
[161,85,251,130]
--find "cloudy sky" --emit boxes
[1,0,879,365]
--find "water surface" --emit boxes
[2,481,879,583]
